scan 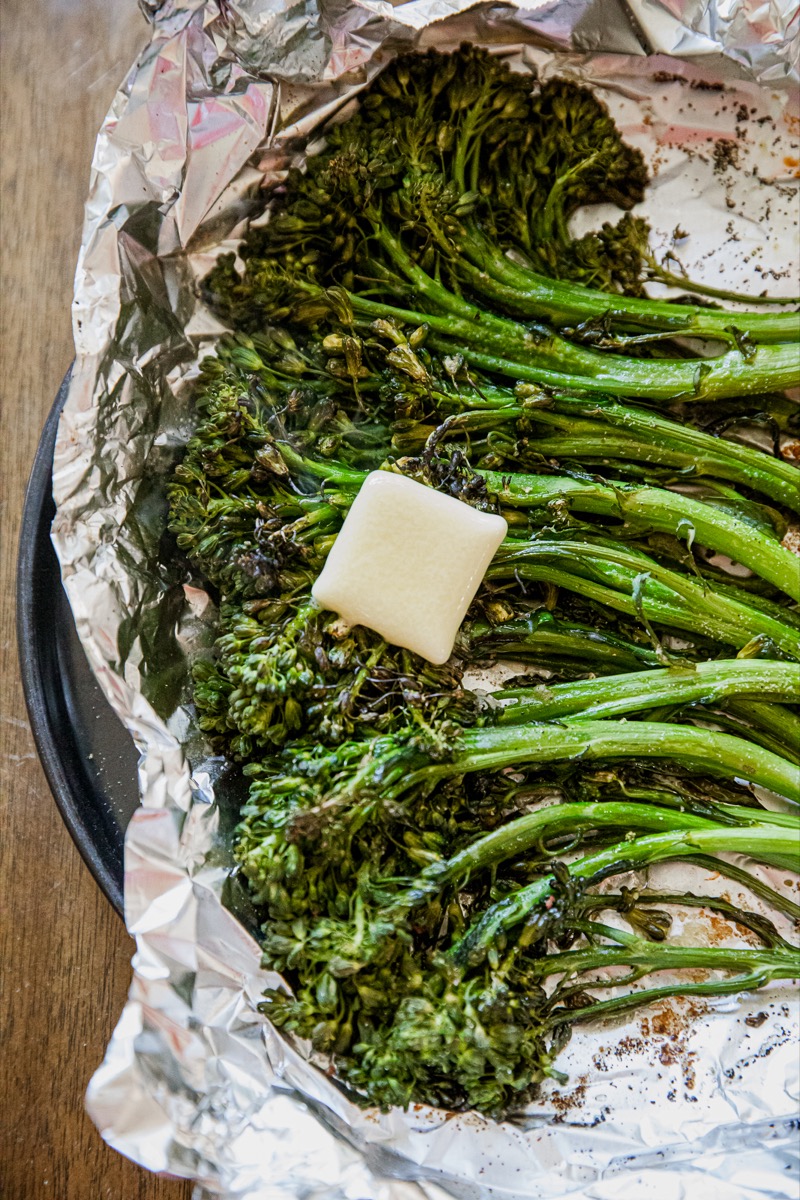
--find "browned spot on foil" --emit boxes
[548,1077,588,1120]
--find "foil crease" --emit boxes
[50,1,799,1197]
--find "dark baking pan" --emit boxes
[17,370,139,915]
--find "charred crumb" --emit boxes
[548,1078,588,1119]
[713,139,740,173]
[691,78,725,92]
[652,71,687,85]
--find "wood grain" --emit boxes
[0,3,192,1197]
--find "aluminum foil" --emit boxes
[50,1,800,1197]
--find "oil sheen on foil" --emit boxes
[49,1,799,1197]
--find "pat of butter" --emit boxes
[312,471,507,664]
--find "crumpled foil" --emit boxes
[50,1,799,1197]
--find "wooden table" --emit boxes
[1,3,192,1196]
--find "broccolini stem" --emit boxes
[523,423,799,513]
[277,442,800,603]
[465,615,663,671]
[454,220,800,342]
[344,236,800,398]
[481,469,800,600]
[645,261,800,308]
[422,334,800,401]
[494,660,800,724]
[546,967,797,1030]
[374,224,800,378]
[428,387,800,512]
[725,700,800,766]
[716,806,797,829]
[536,943,800,986]
[678,700,800,765]
[276,442,365,487]
[684,853,800,922]
[490,540,800,659]
[494,560,748,649]
[401,799,779,906]
[394,721,800,804]
[452,824,800,965]
[523,432,799,509]
[581,885,800,932]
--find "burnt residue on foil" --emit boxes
[50,1,799,1197]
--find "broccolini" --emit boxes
[167,45,800,1117]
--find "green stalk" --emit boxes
[275,443,366,488]
[725,699,800,765]
[278,442,800,604]
[645,262,800,308]
[452,824,800,965]
[495,660,800,724]
[423,334,800,401]
[490,540,800,659]
[480,469,800,600]
[390,720,800,805]
[466,615,663,671]
[536,942,800,982]
[382,207,800,344]
[544,967,798,1029]
[527,435,797,509]
[490,560,745,647]
[716,805,798,828]
[687,853,800,921]
[580,886,800,931]
[525,429,766,473]
[401,798,795,907]
[536,395,800,510]
[711,579,800,634]
[455,220,800,344]
[400,801,718,904]
[362,230,800,398]
[471,721,798,800]
[683,703,800,765]
[428,388,800,512]
[521,436,798,512]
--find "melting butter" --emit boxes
[312,471,507,664]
